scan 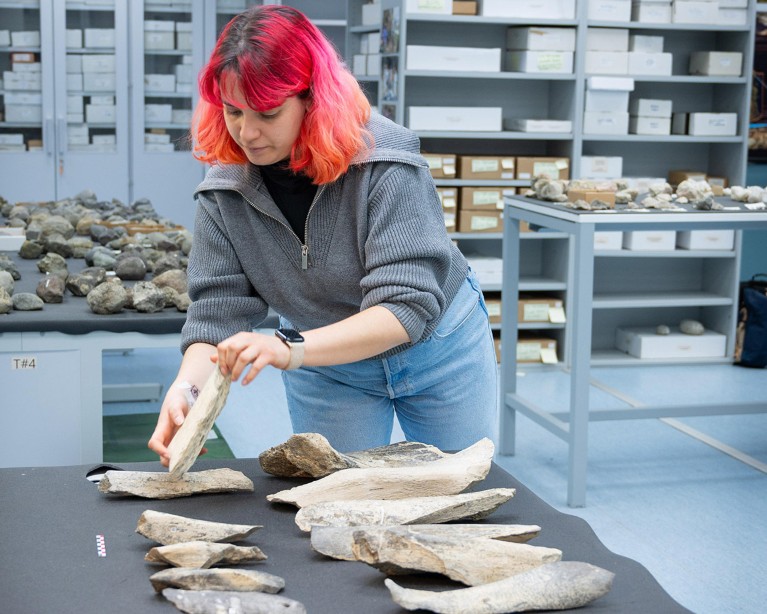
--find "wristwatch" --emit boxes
[275,328,305,370]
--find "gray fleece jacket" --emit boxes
[180,112,468,357]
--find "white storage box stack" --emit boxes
[615,326,726,359]
[145,131,174,153]
[482,0,575,18]
[145,20,174,51]
[583,76,633,136]
[82,54,115,92]
[176,21,192,51]
[718,0,748,25]
[406,45,501,72]
[632,0,672,23]
[672,112,738,136]
[587,0,631,21]
[175,56,194,94]
[4,52,42,125]
[689,51,743,77]
[361,0,381,25]
[352,30,381,77]
[408,106,503,131]
[504,26,575,74]
[629,98,672,135]
[585,28,628,75]
[672,0,719,24]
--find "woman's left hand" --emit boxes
[213,331,291,384]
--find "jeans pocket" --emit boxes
[432,279,481,339]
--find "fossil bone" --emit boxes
[162,589,307,614]
[266,438,494,508]
[294,488,516,532]
[146,541,267,568]
[150,568,284,594]
[137,510,262,545]
[385,561,615,613]
[98,468,254,499]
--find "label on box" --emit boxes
[473,159,500,173]
[523,304,551,321]
[517,342,541,362]
[471,215,500,231]
[533,162,559,177]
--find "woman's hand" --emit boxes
[147,385,207,466]
[213,331,291,384]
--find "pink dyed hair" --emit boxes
[192,5,372,184]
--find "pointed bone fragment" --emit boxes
[311,524,541,562]
[344,528,561,585]
[385,561,615,613]
[259,433,450,478]
[146,541,267,568]
[295,488,515,532]
[167,368,232,479]
[137,510,261,545]
[98,468,253,499]
[150,568,284,594]
[267,438,494,508]
[162,589,307,614]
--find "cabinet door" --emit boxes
[0,0,57,202]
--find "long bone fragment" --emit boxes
[385,561,615,613]
[295,488,516,532]
[150,568,284,593]
[98,468,253,499]
[267,438,494,508]
[137,510,262,545]
[145,541,267,568]
[310,524,541,562]
[162,589,307,614]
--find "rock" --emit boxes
[146,541,266,569]
[0,287,12,314]
[43,232,75,258]
[40,215,75,240]
[149,568,285,594]
[0,270,14,294]
[92,250,117,269]
[153,268,188,294]
[680,319,705,335]
[162,589,307,614]
[174,292,191,312]
[13,292,44,311]
[656,324,670,335]
[18,240,44,259]
[132,280,166,313]
[114,255,147,281]
[153,252,185,276]
[0,255,21,280]
[67,236,94,259]
[36,275,65,303]
[66,266,107,296]
[98,468,254,499]
[37,252,69,279]
[162,286,180,308]
[136,510,262,545]
[86,279,128,314]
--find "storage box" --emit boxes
[352,54,366,75]
[10,31,40,47]
[406,45,501,72]
[518,296,564,322]
[361,1,381,25]
[585,51,628,75]
[615,326,726,359]
[0,30,10,46]
[176,32,192,51]
[86,103,116,123]
[444,211,456,232]
[5,92,42,105]
[5,104,42,122]
[84,28,115,48]
[505,118,572,133]
[594,231,623,250]
[517,337,558,363]
[453,1,478,14]
[423,153,457,178]
[484,293,502,323]
[458,210,503,233]
[583,111,629,135]
[676,230,735,250]
[66,55,82,72]
[482,0,575,19]
[631,2,672,23]
[436,187,458,210]
[460,187,513,211]
[580,156,623,179]
[672,0,718,24]
[622,230,676,251]
[689,52,743,77]
[629,34,664,53]
[81,54,115,73]
[0,228,25,252]
[366,54,381,76]
[567,189,617,207]
[145,73,176,92]
[629,98,672,117]
[67,73,84,90]
[458,155,515,179]
[466,256,503,286]
[516,157,570,180]
[408,107,503,132]
[406,0,452,13]
[504,51,574,73]
[506,27,576,51]
[668,169,708,185]
[586,28,629,52]
[83,72,116,91]
[673,112,738,136]
[145,104,173,123]
[629,115,671,135]
[144,31,174,51]
[67,95,84,114]
[585,89,630,113]
[628,52,672,76]
[587,0,631,21]
[718,7,747,25]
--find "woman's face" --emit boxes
[222,81,307,166]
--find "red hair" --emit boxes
[192,5,372,185]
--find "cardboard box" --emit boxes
[518,296,564,322]
[144,31,174,50]
[672,0,718,24]
[629,34,664,53]
[423,153,457,178]
[460,187,514,211]
[444,211,456,232]
[615,326,726,359]
[629,115,671,135]
[689,52,743,77]
[453,1,478,14]
[504,51,574,73]
[84,28,115,48]
[406,0,452,13]
[718,7,747,25]
[505,119,572,133]
[585,51,628,75]
[668,169,708,185]
[586,28,629,52]
[632,2,672,23]
[436,187,458,210]
[516,157,570,180]
[628,52,672,76]
[506,27,576,52]
[83,72,115,91]
[458,155,515,179]
[580,156,623,179]
[406,45,501,72]
[629,98,672,117]
[458,210,503,233]
[485,293,502,323]
[583,111,629,135]
[482,0,575,19]
[673,112,738,136]
[517,337,558,363]
[567,189,617,207]
[81,54,115,73]
[11,52,35,63]
[594,231,623,250]
[408,107,502,132]
[587,0,631,21]
[585,89,630,113]
[676,230,735,250]
[622,230,676,251]
[86,103,116,123]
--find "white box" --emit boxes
[505,119,573,132]
[0,234,26,252]
[5,104,42,122]
[628,52,672,76]
[586,28,629,52]
[2,72,41,90]
[144,20,175,31]
[171,109,193,124]
[175,63,194,83]
[67,73,84,90]
[506,27,576,52]
[629,115,671,135]
[676,230,735,250]
[145,132,171,144]
[482,0,575,19]
[505,51,574,73]
[66,29,83,48]
[12,62,41,73]
[365,31,382,54]
[67,113,85,124]
[145,142,175,153]
[622,230,676,250]
[580,155,623,179]
[718,0,747,6]
[11,31,40,46]
[86,103,116,123]
[81,54,115,73]
[68,134,89,145]
[67,95,84,114]
[585,51,628,75]
[465,256,503,286]
[361,1,381,25]
[90,95,114,105]
[588,0,631,21]
[689,52,743,77]
[587,76,635,91]
[83,72,116,91]
[145,31,174,50]
[352,54,366,75]
[406,45,501,72]
[583,111,629,135]
[585,89,630,112]
[0,133,24,145]
[408,106,502,132]
[4,92,42,105]
[594,231,623,250]
[176,82,194,94]
[632,2,672,23]
[175,21,192,32]
[92,134,116,145]
[678,112,738,136]
[629,98,672,117]
[616,326,726,359]
[366,53,381,76]
[0,30,10,46]
[406,0,452,13]
[145,104,173,123]
[67,124,89,138]
[145,73,176,92]
[629,34,664,53]
[718,7,747,25]
[673,0,718,23]
[84,28,115,48]
[66,55,82,73]
[176,32,192,51]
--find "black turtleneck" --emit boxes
[260,161,317,241]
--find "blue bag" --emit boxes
[734,274,767,368]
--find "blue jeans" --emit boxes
[280,271,498,453]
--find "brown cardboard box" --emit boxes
[485,292,502,324]
[457,155,515,180]
[706,175,728,196]
[566,189,616,207]
[518,295,564,323]
[436,187,458,211]
[515,156,570,180]
[517,337,558,363]
[667,170,707,186]
[423,152,457,178]
[458,210,503,233]
[459,187,514,211]
[11,52,36,63]
[453,1,479,14]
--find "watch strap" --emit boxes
[285,340,304,370]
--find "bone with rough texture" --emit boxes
[310,523,541,562]
[259,433,450,478]
[150,568,284,594]
[267,438,494,508]
[98,468,253,499]
[137,510,261,545]
[145,541,267,568]
[295,488,516,532]
[167,368,232,479]
[162,589,307,614]
[386,561,614,613]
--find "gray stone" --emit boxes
[656,324,670,335]
[153,268,188,294]
[18,240,44,259]
[114,255,147,281]
[36,275,65,303]
[99,468,254,499]
[13,292,44,311]
[162,589,307,614]
[162,286,180,308]
[66,267,107,296]
[67,236,94,259]
[153,253,185,276]
[86,279,128,314]
[8,205,30,223]
[0,270,13,294]
[136,510,262,546]
[146,541,266,569]
[0,287,12,314]
[174,292,191,312]
[37,252,69,279]
[132,280,166,313]
[92,250,117,269]
[0,256,21,280]
[40,215,75,240]
[43,233,75,258]
[680,319,705,335]
[149,568,285,594]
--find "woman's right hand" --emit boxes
[147,385,192,467]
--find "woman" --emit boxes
[148,5,497,460]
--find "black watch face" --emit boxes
[277,328,304,343]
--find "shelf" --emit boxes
[144,123,190,130]
[586,20,749,32]
[405,70,576,81]
[590,349,733,366]
[594,250,736,258]
[349,25,380,33]
[592,291,733,309]
[519,276,567,292]
[450,232,503,239]
[582,134,743,143]
[414,131,573,140]
[435,179,527,187]
[65,47,117,54]
[407,15,579,27]
[144,91,192,98]
[519,322,566,330]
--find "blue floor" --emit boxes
[103,347,767,614]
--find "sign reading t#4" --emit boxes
[11,356,37,370]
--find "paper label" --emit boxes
[473,191,501,205]
[517,343,541,361]
[11,356,37,369]
[533,162,559,177]
[523,304,551,321]
[549,306,566,323]
[540,347,558,364]
[471,215,500,231]
[472,159,500,173]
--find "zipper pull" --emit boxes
[301,244,308,270]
